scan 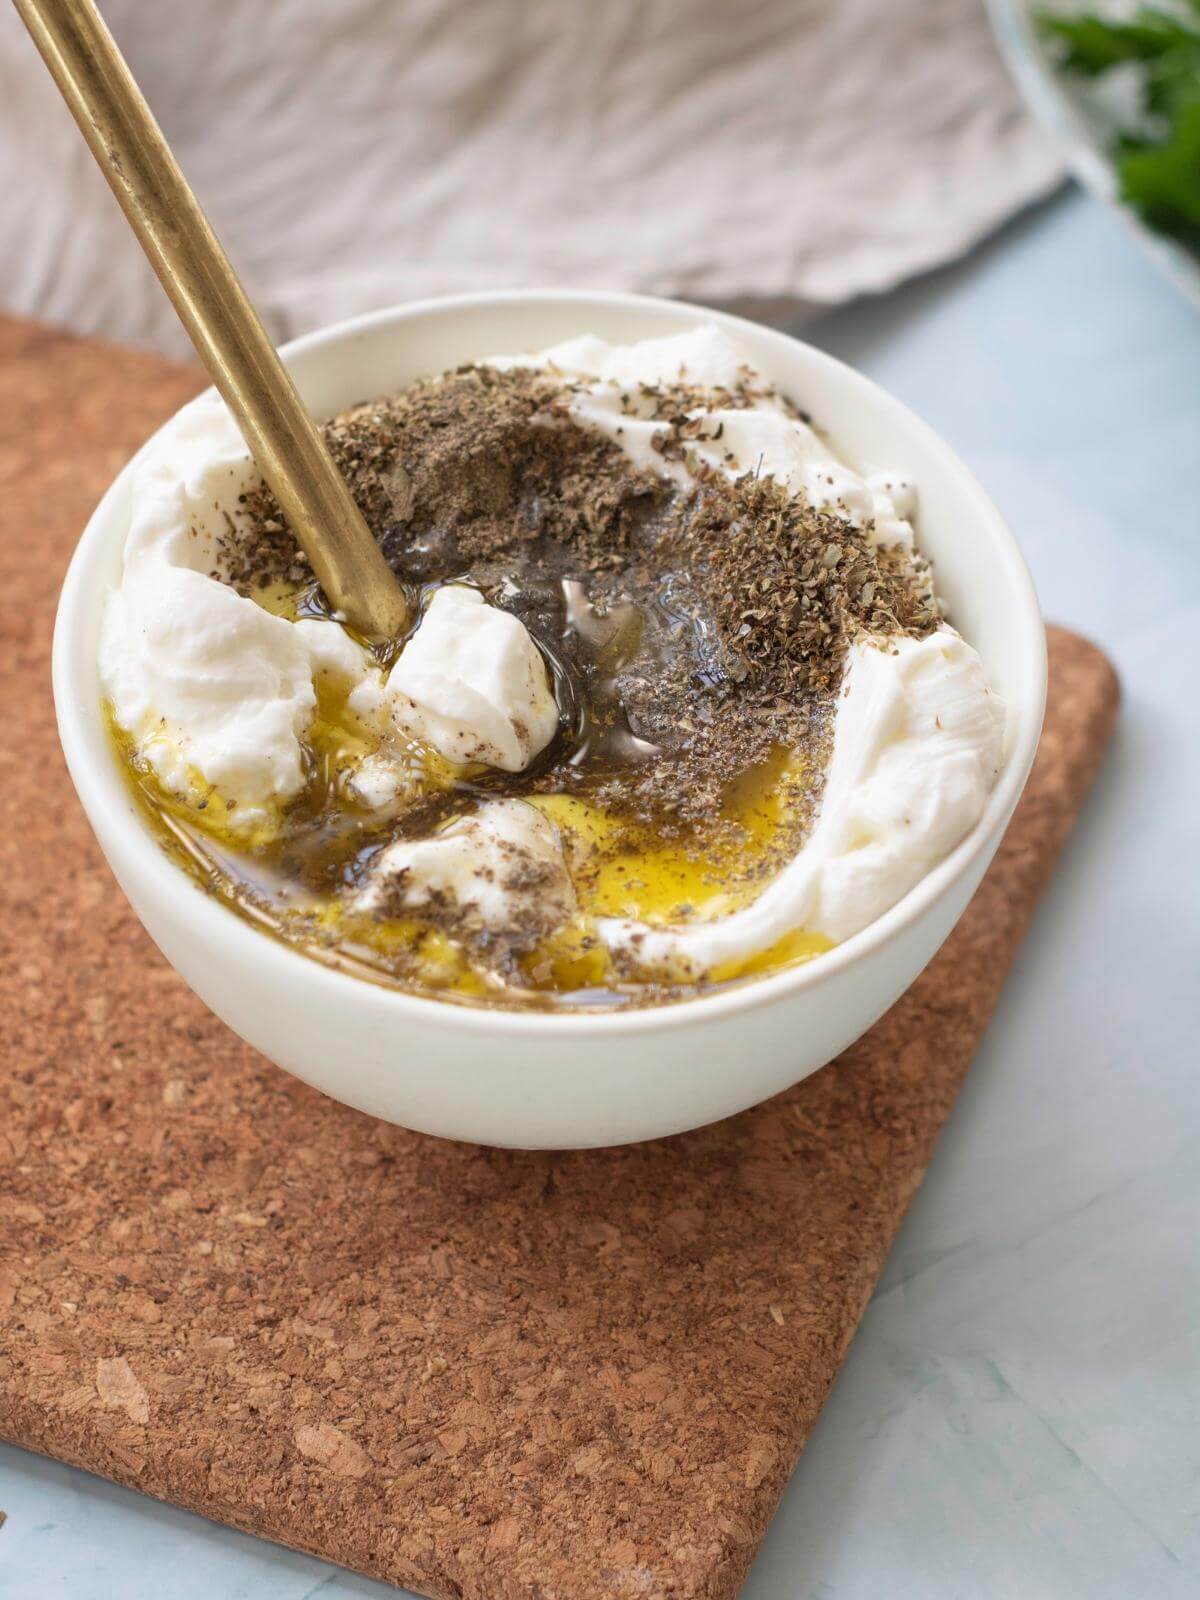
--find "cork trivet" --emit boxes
[0,317,1118,1600]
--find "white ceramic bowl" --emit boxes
[53,292,1045,1149]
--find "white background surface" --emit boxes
[3,185,1198,1598]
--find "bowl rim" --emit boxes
[52,287,1047,1040]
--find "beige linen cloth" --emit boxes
[0,0,1062,357]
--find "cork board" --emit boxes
[0,317,1118,1600]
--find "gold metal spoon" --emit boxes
[15,0,410,639]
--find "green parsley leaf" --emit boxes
[1038,9,1196,71]
[1119,97,1200,249]
[1035,5,1200,257]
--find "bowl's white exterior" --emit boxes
[53,291,1046,1149]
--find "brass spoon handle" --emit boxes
[15,0,409,639]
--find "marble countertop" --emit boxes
[3,186,1197,1599]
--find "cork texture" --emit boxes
[0,318,1119,1599]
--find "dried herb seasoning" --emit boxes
[222,364,938,834]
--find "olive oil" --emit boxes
[109,573,831,1012]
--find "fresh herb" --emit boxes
[1036,3,1200,255]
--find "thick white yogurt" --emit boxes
[354,798,575,934]
[103,329,1006,974]
[390,586,558,771]
[99,393,385,823]
[600,629,1004,971]
[101,394,557,820]
[489,327,1005,965]
[493,325,917,548]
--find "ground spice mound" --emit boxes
[328,365,668,580]
[228,364,939,831]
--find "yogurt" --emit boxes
[491,327,1004,964]
[100,395,558,822]
[101,327,1006,984]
